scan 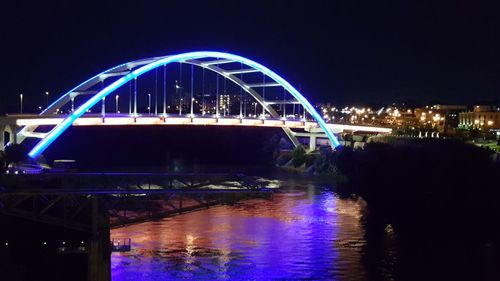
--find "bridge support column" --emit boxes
[0,125,4,150]
[309,135,317,152]
[88,196,111,281]
[8,125,17,145]
[0,124,17,149]
[282,127,301,148]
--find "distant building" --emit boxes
[459,106,500,130]
[200,94,216,115]
[415,104,467,133]
[472,105,495,112]
[219,94,232,115]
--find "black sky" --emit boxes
[1,0,499,114]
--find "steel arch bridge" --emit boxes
[15,51,340,158]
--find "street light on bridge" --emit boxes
[115,95,120,113]
[148,93,151,115]
[175,80,183,116]
[19,93,23,114]
[45,91,49,108]
[101,97,106,117]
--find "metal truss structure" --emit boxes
[0,173,272,232]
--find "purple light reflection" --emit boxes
[111,187,366,280]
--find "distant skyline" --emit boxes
[1,0,499,114]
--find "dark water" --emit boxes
[16,126,499,280]
[110,176,500,281]
[111,182,370,280]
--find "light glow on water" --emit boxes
[111,187,367,280]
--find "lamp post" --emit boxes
[45,91,49,108]
[175,80,182,116]
[101,97,106,117]
[148,93,151,115]
[19,93,23,114]
[115,95,119,113]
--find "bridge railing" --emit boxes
[111,238,131,252]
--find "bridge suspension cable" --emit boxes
[202,68,205,115]
[262,74,266,118]
[155,68,158,115]
[179,63,183,116]
[239,63,243,118]
[133,78,137,115]
[101,81,105,117]
[216,63,220,117]
[283,87,286,118]
[130,79,133,115]
[223,75,227,117]
[190,64,194,116]
[163,64,166,115]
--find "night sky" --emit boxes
[1,0,499,114]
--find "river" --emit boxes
[110,178,373,280]
[110,173,499,281]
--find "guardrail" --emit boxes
[111,238,131,252]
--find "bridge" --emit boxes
[0,51,391,157]
[0,51,392,281]
[0,172,273,281]
[0,172,273,230]
[0,114,391,152]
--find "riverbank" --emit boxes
[279,138,500,240]
[0,215,88,281]
[275,138,500,279]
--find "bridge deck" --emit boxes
[3,114,314,128]
[1,114,392,133]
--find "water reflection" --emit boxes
[111,186,368,280]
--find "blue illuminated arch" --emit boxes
[28,51,340,158]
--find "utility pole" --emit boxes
[19,93,23,114]
[190,64,194,116]
[101,97,105,117]
[45,91,49,108]
[133,78,137,116]
[148,93,151,115]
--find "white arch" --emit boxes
[27,51,340,158]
